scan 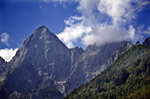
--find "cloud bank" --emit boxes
[44,0,150,48]
[0,48,18,62]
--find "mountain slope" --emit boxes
[65,41,131,94]
[67,45,150,99]
[109,41,133,64]
[0,25,136,98]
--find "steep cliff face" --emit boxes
[0,25,71,98]
[55,47,84,95]
[70,47,84,71]
[65,41,128,94]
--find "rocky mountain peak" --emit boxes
[143,37,150,46]
[23,25,61,47]
[17,25,69,60]
[13,26,71,81]
[35,25,52,34]
[1,26,72,98]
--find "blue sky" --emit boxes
[0,0,80,49]
[0,0,150,61]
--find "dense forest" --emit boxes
[67,45,150,99]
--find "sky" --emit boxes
[0,0,150,61]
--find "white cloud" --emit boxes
[54,0,149,48]
[1,32,9,46]
[82,24,128,45]
[98,0,132,24]
[64,16,83,26]
[66,42,74,48]
[128,25,136,40]
[57,16,91,48]
[0,48,18,62]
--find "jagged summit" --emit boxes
[22,25,67,50]
[34,25,52,34]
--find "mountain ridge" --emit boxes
[66,44,150,99]
[0,25,148,99]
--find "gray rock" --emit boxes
[70,47,84,72]
[0,25,137,98]
[0,25,70,99]
[65,41,128,94]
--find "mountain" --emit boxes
[143,37,150,46]
[0,25,135,99]
[70,47,84,67]
[0,25,71,99]
[65,41,130,95]
[109,41,133,64]
[55,47,84,95]
[67,45,150,99]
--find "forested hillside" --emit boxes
[67,45,150,99]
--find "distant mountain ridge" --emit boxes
[67,44,150,99]
[0,25,148,99]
